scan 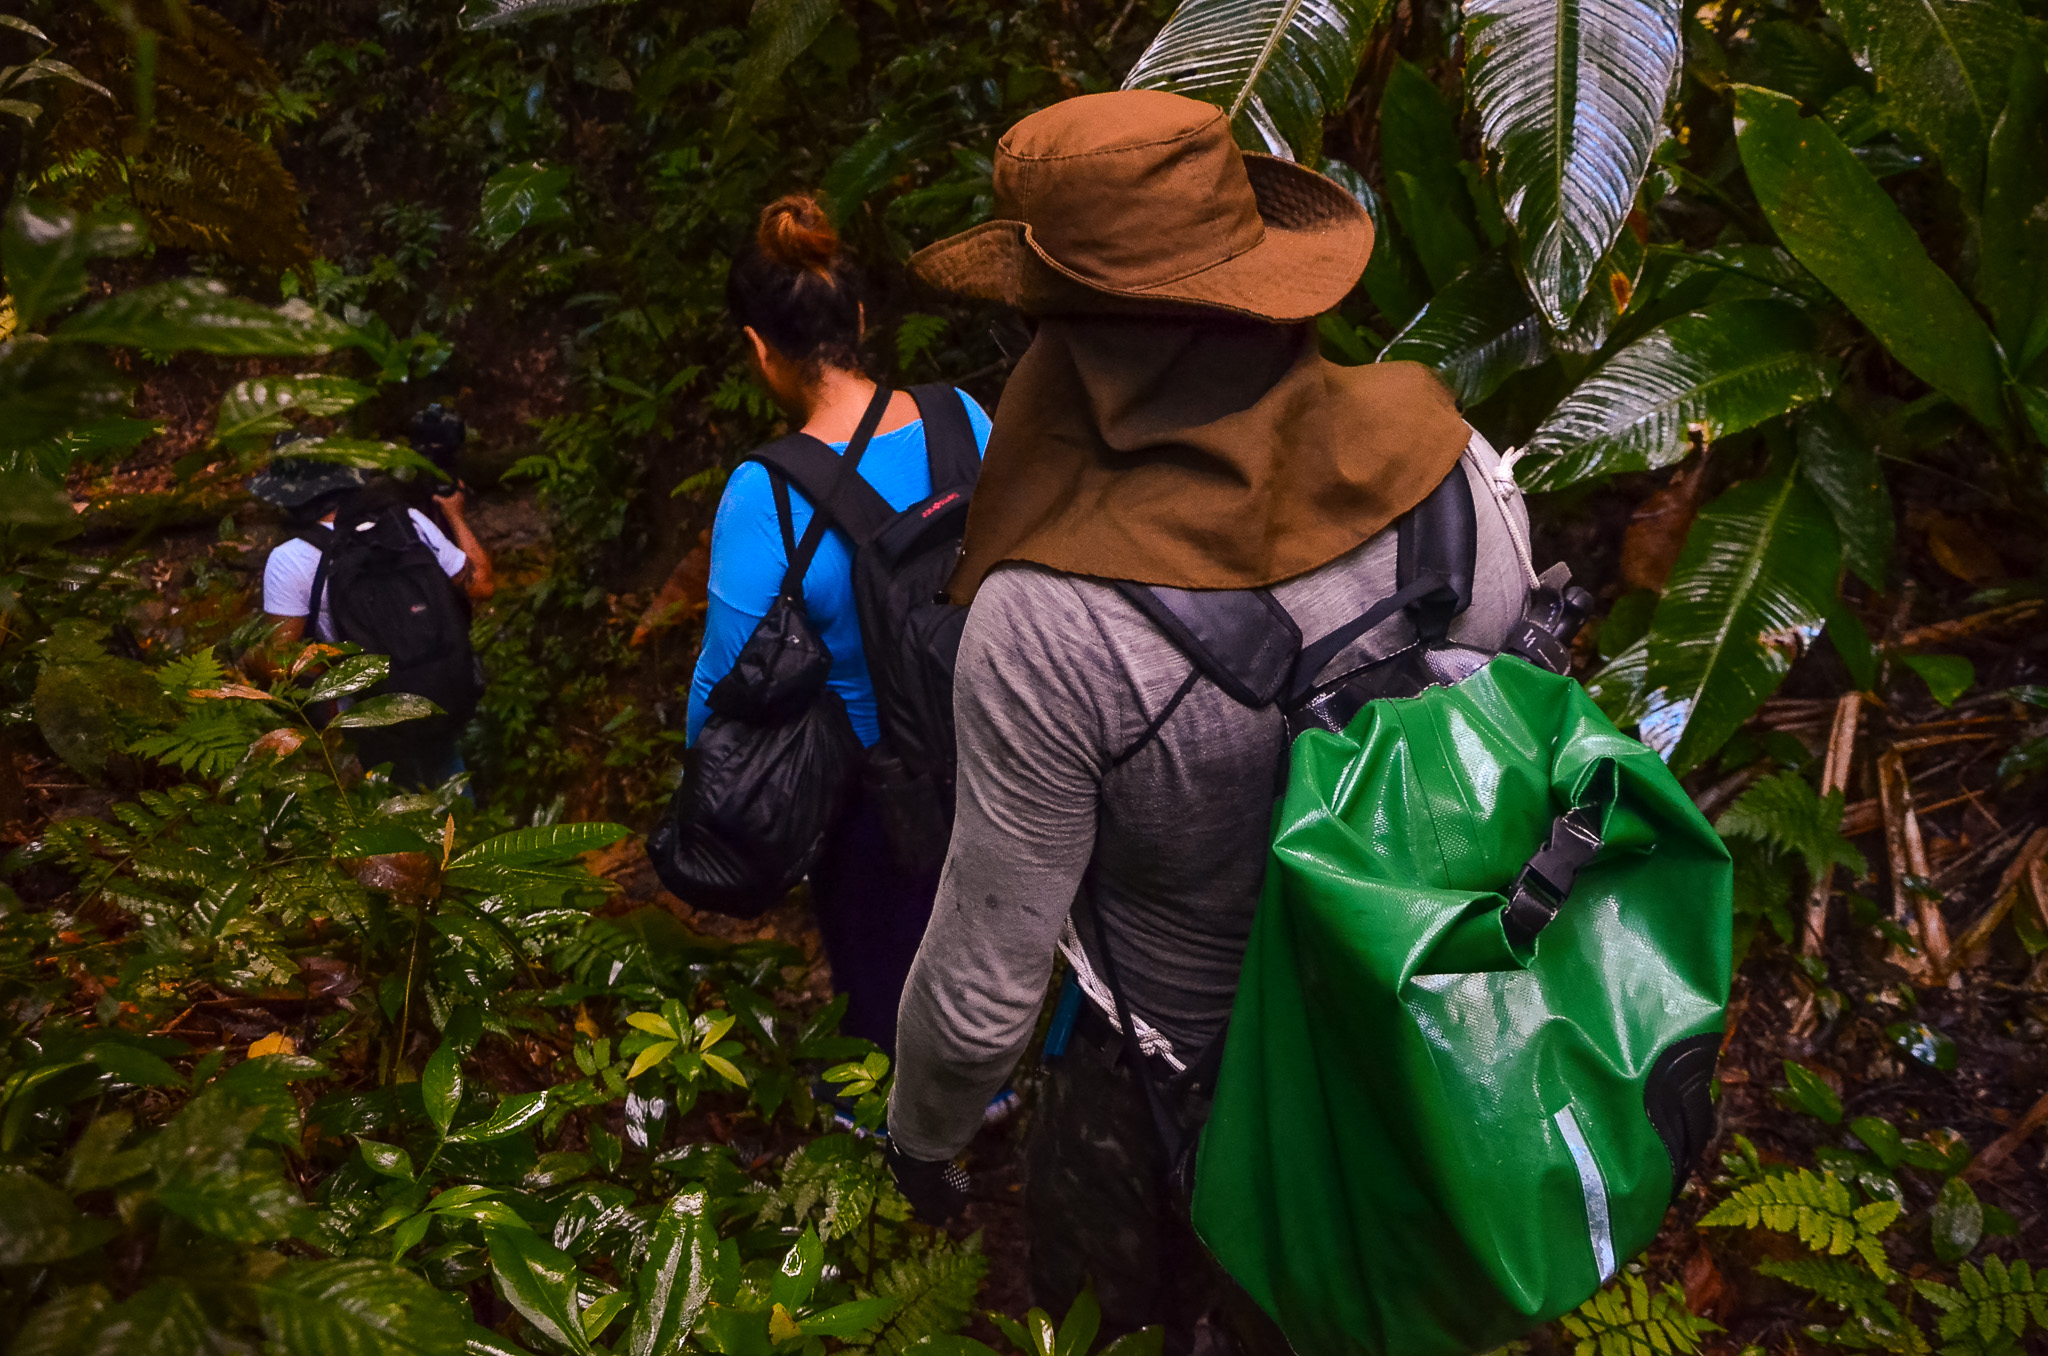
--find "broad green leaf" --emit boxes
[215,373,373,445]
[626,1190,716,1356]
[1980,43,2048,371]
[459,0,635,29]
[1122,0,1389,159]
[332,824,435,857]
[799,1296,903,1339]
[76,1280,219,1356]
[1378,59,1481,288]
[358,1139,416,1180]
[1519,300,1830,491]
[821,115,937,225]
[84,1041,185,1089]
[1899,653,1975,706]
[1930,1175,1984,1263]
[1796,406,1893,587]
[447,1091,549,1143]
[1586,636,1651,730]
[1823,0,2025,210]
[627,1041,678,1079]
[1849,1116,1908,1169]
[1643,467,1841,774]
[1098,1331,1167,1356]
[1054,1287,1102,1356]
[4,198,91,329]
[306,653,391,705]
[285,437,448,479]
[151,1095,310,1241]
[479,163,574,251]
[66,1112,148,1193]
[1379,252,1547,405]
[582,1290,632,1340]
[626,1012,677,1039]
[1463,0,1683,327]
[389,1211,432,1261]
[0,1166,116,1264]
[449,822,630,869]
[330,693,439,729]
[728,0,842,133]
[701,1052,748,1089]
[252,1258,468,1356]
[771,1225,824,1313]
[54,280,354,356]
[0,467,80,529]
[0,336,132,452]
[421,1041,463,1137]
[489,1226,595,1355]
[1734,84,2009,432]
[8,1283,110,1356]
[1781,1060,1845,1123]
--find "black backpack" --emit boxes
[743,383,982,877]
[304,494,481,726]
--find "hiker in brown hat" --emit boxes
[882,90,1542,1351]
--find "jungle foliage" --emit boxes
[0,0,2045,1352]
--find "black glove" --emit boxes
[885,1139,970,1224]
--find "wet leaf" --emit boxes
[479,163,573,251]
[1796,406,1893,588]
[1930,1175,1983,1263]
[421,1041,462,1137]
[1898,654,1974,707]
[1463,0,1683,327]
[625,1191,715,1356]
[1886,1020,1959,1071]
[488,1226,593,1354]
[1735,84,2010,432]
[329,693,439,729]
[1378,252,1547,405]
[54,280,353,357]
[1779,1059,1844,1123]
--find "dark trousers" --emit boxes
[807,791,940,1057]
[1025,1015,1290,1356]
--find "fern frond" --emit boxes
[1559,1276,1717,1356]
[1700,1168,1898,1280]
[129,708,261,778]
[1914,1258,2048,1356]
[867,1236,989,1356]
[1758,1256,1890,1309]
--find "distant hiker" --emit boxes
[883,91,1539,1350]
[669,193,993,1058]
[250,442,492,788]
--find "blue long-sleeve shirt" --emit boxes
[687,390,993,745]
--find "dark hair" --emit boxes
[726,193,864,372]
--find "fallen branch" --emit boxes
[1940,827,2048,978]
[1895,599,2046,650]
[1879,751,1951,979]
[1963,1086,2048,1182]
[1792,695,1862,1040]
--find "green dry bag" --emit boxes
[1190,654,1731,1356]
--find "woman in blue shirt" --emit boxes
[689,193,991,1056]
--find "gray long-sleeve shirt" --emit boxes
[888,435,1534,1160]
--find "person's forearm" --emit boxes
[440,506,494,600]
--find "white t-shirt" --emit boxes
[263,508,468,641]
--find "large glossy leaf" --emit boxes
[1463,0,1684,327]
[1644,467,1842,774]
[9,1283,111,1356]
[252,1259,469,1356]
[1518,300,1830,491]
[215,374,373,446]
[1823,0,2025,210]
[1734,84,2009,432]
[1795,405,1893,587]
[488,1227,594,1355]
[54,281,354,356]
[330,693,440,729]
[1980,42,2048,372]
[450,822,631,869]
[728,0,841,132]
[1378,58,1481,288]
[0,337,132,451]
[150,1095,311,1242]
[74,1280,219,1356]
[4,200,113,329]
[1379,253,1546,404]
[0,1166,115,1264]
[1122,0,1388,159]
[479,164,573,252]
[421,1041,463,1137]
[627,1191,716,1356]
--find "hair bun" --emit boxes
[757,194,839,276]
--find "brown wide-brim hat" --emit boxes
[910,90,1373,323]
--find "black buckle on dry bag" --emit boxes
[1502,805,1603,947]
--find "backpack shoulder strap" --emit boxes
[1397,458,1478,643]
[749,433,896,546]
[1113,583,1301,709]
[907,384,982,492]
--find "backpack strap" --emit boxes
[768,384,894,599]
[1112,583,1300,708]
[907,384,981,492]
[1398,459,1478,643]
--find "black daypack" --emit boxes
[304,494,481,726]
[646,389,897,917]
[743,384,983,877]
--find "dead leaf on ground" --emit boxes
[248,1031,296,1058]
[1917,510,2005,585]
[1621,454,1712,593]
[1683,1244,1733,1321]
